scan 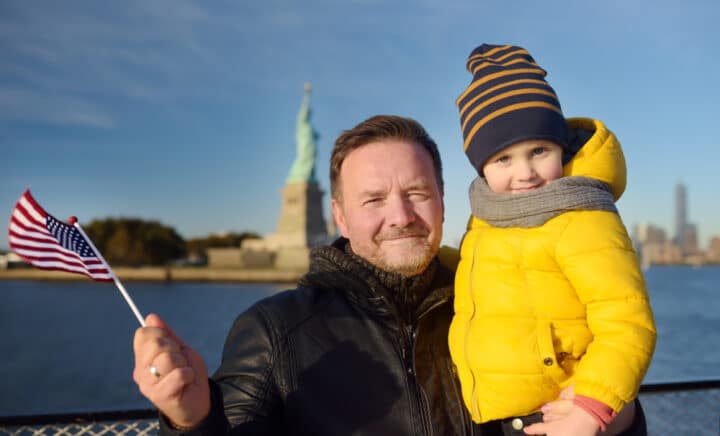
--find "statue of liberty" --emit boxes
[286,83,319,183]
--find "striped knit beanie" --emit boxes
[456,44,568,174]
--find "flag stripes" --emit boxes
[8,190,112,281]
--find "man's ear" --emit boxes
[441,198,445,223]
[331,198,349,237]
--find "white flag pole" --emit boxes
[71,219,146,327]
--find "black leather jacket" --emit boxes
[160,238,477,435]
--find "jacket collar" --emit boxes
[299,238,454,324]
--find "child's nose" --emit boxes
[516,161,536,180]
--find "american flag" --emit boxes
[8,190,112,281]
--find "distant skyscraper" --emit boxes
[674,183,687,246]
[682,223,699,255]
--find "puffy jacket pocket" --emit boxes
[536,320,570,385]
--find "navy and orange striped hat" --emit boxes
[456,44,568,174]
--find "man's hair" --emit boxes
[330,115,444,201]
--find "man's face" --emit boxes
[331,140,444,276]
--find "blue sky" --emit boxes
[2,0,720,251]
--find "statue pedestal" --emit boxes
[237,181,328,270]
[274,182,327,247]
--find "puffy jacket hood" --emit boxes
[563,118,626,201]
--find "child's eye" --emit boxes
[496,155,510,164]
[532,147,546,156]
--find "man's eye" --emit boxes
[409,192,429,201]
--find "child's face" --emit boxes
[482,139,563,194]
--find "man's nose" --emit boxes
[387,197,416,227]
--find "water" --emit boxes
[0,266,718,417]
[0,280,284,417]
[642,265,720,383]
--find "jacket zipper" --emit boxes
[404,323,433,436]
[465,236,481,420]
[378,295,432,435]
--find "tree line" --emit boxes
[84,218,259,266]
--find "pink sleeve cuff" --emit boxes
[574,395,618,432]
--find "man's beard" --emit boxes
[372,225,435,276]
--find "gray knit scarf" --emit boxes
[469,176,618,228]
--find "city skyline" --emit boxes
[636,182,714,250]
[634,182,720,265]
[3,1,720,250]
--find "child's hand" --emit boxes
[523,404,599,436]
[539,385,575,422]
[534,383,637,435]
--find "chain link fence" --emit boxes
[1,420,157,436]
[0,411,158,436]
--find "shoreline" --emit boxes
[0,267,303,284]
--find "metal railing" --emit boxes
[0,410,158,436]
[1,380,718,435]
[638,380,719,435]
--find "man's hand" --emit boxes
[133,313,211,429]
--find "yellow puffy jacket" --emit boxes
[448,118,657,423]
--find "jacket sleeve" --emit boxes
[157,380,231,435]
[158,302,284,435]
[214,302,284,433]
[555,211,657,413]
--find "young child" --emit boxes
[447,44,657,435]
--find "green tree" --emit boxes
[84,218,186,266]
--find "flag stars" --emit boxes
[46,216,96,257]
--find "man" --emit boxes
[133,115,644,435]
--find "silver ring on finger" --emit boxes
[149,364,161,379]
